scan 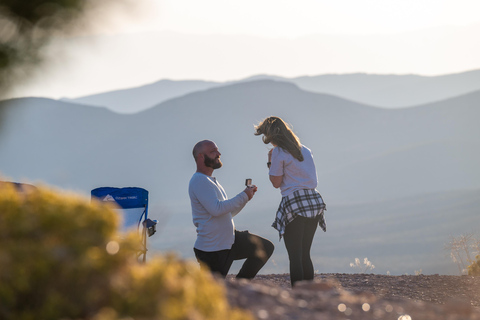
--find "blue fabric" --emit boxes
[91,187,148,210]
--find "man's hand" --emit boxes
[244,185,258,200]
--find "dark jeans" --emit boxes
[194,230,274,279]
[283,215,320,287]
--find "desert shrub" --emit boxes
[445,233,480,275]
[467,255,480,276]
[350,257,375,273]
[0,183,251,320]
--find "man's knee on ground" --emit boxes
[264,239,275,258]
[249,236,274,261]
[258,238,275,261]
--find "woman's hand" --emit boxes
[267,148,273,169]
[267,148,282,188]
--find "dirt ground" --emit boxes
[225,273,480,319]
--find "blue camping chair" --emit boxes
[91,187,157,262]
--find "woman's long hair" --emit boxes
[254,116,304,161]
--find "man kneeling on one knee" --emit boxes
[189,140,274,278]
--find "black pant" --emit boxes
[194,230,274,279]
[283,215,320,287]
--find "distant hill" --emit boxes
[63,79,224,114]
[64,69,480,113]
[279,69,480,108]
[1,80,479,275]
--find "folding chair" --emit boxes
[91,187,157,262]
[0,181,37,192]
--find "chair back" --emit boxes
[91,187,156,262]
[91,187,149,231]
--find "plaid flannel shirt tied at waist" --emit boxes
[272,189,326,240]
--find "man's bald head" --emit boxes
[192,140,222,172]
[192,140,214,160]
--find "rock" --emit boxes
[445,298,473,316]
[293,279,337,291]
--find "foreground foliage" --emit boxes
[445,233,480,275]
[468,255,480,276]
[0,183,251,320]
[0,0,132,97]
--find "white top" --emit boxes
[269,145,318,197]
[189,172,249,251]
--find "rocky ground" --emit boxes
[225,273,480,319]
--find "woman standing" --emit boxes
[254,116,326,287]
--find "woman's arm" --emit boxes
[268,147,283,188]
[269,175,283,188]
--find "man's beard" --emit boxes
[204,154,222,169]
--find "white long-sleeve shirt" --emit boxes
[189,172,249,251]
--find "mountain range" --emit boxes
[1,79,479,275]
[64,69,480,113]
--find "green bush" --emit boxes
[0,183,252,320]
[467,255,480,276]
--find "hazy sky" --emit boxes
[9,0,480,99]
[134,0,480,36]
